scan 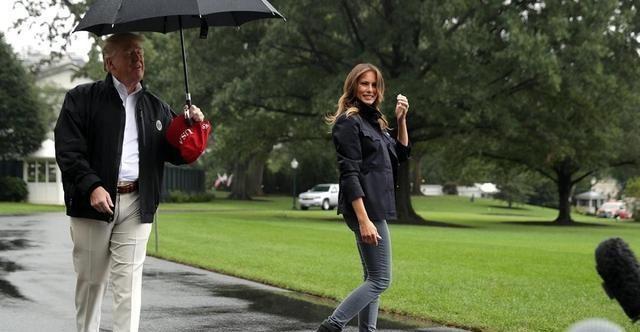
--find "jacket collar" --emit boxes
[104,73,146,93]
[355,100,382,129]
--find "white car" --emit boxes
[298,184,339,210]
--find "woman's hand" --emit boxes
[395,94,409,122]
[359,220,382,246]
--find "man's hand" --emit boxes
[90,186,114,215]
[184,105,205,122]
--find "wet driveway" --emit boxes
[0,213,467,332]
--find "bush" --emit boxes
[0,176,28,202]
[166,190,215,203]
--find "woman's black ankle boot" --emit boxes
[315,320,341,332]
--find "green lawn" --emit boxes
[0,202,64,215]
[150,195,639,331]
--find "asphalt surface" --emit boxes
[0,213,469,332]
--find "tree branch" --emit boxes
[232,98,319,118]
[341,0,366,50]
[299,28,336,74]
[571,170,596,186]
[481,151,557,182]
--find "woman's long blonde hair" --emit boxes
[326,63,389,130]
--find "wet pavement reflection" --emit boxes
[0,228,30,299]
[0,213,468,332]
[211,285,418,330]
[142,269,421,331]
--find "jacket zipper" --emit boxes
[138,108,146,147]
[111,99,126,222]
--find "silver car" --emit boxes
[298,184,339,210]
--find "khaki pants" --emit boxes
[70,192,152,332]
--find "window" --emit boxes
[311,185,331,192]
[37,161,47,183]
[48,162,57,183]
[27,161,36,182]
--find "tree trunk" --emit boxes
[247,154,267,197]
[228,160,252,200]
[395,161,425,224]
[229,147,271,200]
[554,171,574,224]
[411,154,423,195]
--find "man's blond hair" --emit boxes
[102,33,144,72]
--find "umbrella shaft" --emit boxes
[179,17,191,106]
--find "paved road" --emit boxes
[0,213,467,332]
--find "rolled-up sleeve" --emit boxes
[54,92,102,196]
[332,116,364,203]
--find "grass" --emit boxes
[0,202,64,215]
[148,195,640,331]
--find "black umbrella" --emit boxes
[74,0,285,106]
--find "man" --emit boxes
[54,33,206,332]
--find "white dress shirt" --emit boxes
[113,76,142,182]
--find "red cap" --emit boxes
[165,116,211,164]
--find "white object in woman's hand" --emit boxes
[395,94,409,120]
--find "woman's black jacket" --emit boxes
[332,104,410,222]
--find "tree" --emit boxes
[465,0,640,224]
[623,177,640,221]
[624,177,640,199]
[23,0,640,226]
[207,0,440,221]
[492,166,536,209]
[13,0,91,60]
[0,33,47,160]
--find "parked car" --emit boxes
[596,201,632,219]
[298,184,339,210]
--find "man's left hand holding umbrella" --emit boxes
[54,32,207,332]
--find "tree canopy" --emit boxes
[18,0,640,224]
[0,33,46,160]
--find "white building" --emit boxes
[420,183,499,197]
[574,191,606,215]
[23,139,63,204]
[420,184,443,196]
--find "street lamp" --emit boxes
[291,158,299,210]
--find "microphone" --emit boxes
[595,237,640,322]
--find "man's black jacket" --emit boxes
[54,74,185,223]
[332,103,410,223]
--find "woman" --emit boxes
[317,63,410,332]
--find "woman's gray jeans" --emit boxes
[325,219,391,332]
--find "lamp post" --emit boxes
[291,158,299,210]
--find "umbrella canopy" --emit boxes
[74,0,285,105]
[75,0,284,36]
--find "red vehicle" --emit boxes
[596,201,632,219]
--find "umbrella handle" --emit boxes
[183,100,192,126]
